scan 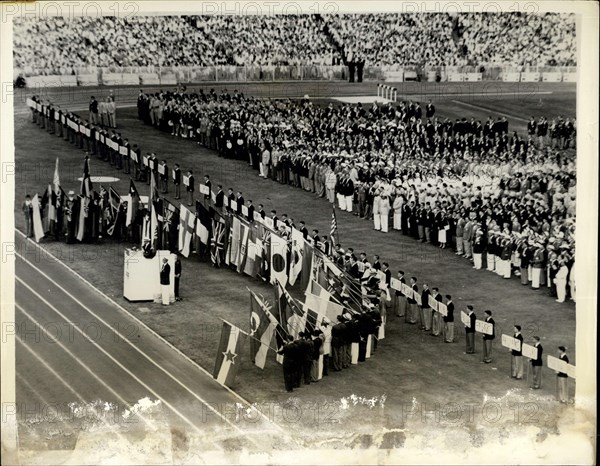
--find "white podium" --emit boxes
[123,249,176,303]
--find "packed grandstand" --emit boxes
[13,13,576,73]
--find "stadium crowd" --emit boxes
[14,13,576,73]
[133,88,577,301]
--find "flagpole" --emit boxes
[219,317,280,353]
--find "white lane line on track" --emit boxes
[16,302,153,429]
[15,337,130,442]
[16,274,219,438]
[15,229,289,438]
[450,99,530,122]
[15,250,267,443]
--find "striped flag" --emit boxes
[330,205,338,245]
[75,195,89,241]
[108,186,121,214]
[126,180,140,227]
[275,283,306,339]
[80,156,93,197]
[195,202,211,245]
[213,321,247,387]
[249,291,278,369]
[48,158,61,222]
[243,226,261,277]
[178,204,195,258]
[236,219,250,274]
[31,193,45,243]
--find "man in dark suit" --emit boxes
[420,283,431,331]
[465,305,476,354]
[160,258,171,305]
[530,336,543,389]
[174,256,182,301]
[312,229,320,244]
[430,287,443,336]
[246,200,255,223]
[236,191,244,216]
[511,325,524,379]
[226,188,235,213]
[256,203,266,220]
[160,160,169,194]
[186,169,195,206]
[482,310,495,363]
[407,277,419,324]
[215,185,225,209]
[173,163,181,199]
[298,221,309,240]
[444,295,455,342]
[204,175,212,200]
[557,346,569,402]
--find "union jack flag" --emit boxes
[211,218,226,267]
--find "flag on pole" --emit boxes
[211,216,227,267]
[236,219,250,274]
[108,186,121,214]
[305,279,345,322]
[162,199,179,250]
[48,158,61,222]
[243,226,261,277]
[249,291,278,369]
[80,156,93,198]
[275,283,306,339]
[213,321,247,387]
[31,193,45,243]
[126,179,140,227]
[195,202,211,245]
[330,205,338,245]
[76,195,90,241]
[178,204,195,258]
[226,215,242,266]
[149,171,161,249]
[289,227,304,286]
[270,232,288,287]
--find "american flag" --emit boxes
[330,205,337,245]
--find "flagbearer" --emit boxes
[22,194,33,238]
[482,310,495,363]
[174,256,182,301]
[277,335,297,393]
[160,258,171,306]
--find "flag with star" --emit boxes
[249,291,278,369]
[213,321,247,387]
[80,156,93,198]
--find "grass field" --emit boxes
[12,81,578,447]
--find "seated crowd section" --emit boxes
[13,13,576,73]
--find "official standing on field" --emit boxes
[530,336,543,389]
[465,305,476,354]
[444,295,454,342]
[556,346,569,403]
[482,310,495,363]
[511,325,524,379]
[160,258,170,306]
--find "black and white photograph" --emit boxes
[0,1,597,464]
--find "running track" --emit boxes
[13,230,292,459]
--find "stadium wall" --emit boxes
[14,65,577,87]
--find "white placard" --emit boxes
[390,277,403,291]
[199,184,210,195]
[501,334,521,351]
[120,146,128,156]
[158,164,165,175]
[264,217,274,229]
[230,201,238,212]
[143,155,149,167]
[461,311,471,327]
[211,191,217,203]
[437,302,448,317]
[547,355,567,373]
[430,299,438,312]
[241,205,249,216]
[401,283,412,297]
[475,320,493,335]
[522,343,538,360]
[414,292,422,306]
[182,175,190,187]
[254,211,263,222]
[565,364,576,379]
